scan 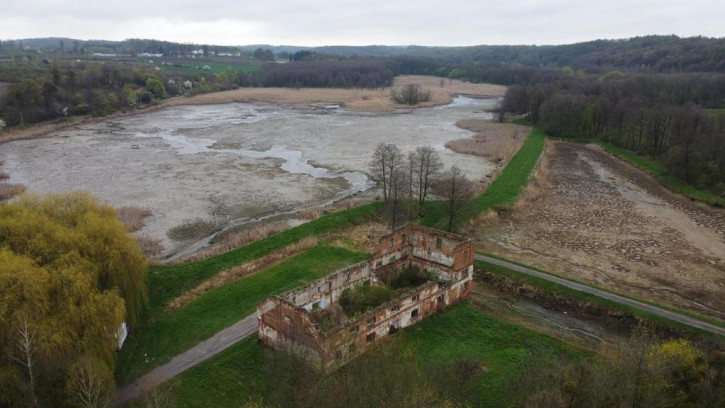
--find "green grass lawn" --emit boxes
[116,245,368,383]
[595,141,725,207]
[125,302,583,407]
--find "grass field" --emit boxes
[116,245,368,383]
[159,63,261,76]
[421,126,546,230]
[125,302,583,407]
[475,257,725,339]
[595,141,725,207]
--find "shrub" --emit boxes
[391,84,431,106]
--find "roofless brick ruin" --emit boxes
[256,224,474,372]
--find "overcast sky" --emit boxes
[2,0,723,46]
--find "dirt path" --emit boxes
[113,314,257,407]
[474,254,725,337]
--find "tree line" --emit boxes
[502,71,725,195]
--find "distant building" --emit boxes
[257,224,474,372]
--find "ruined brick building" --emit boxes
[256,224,474,372]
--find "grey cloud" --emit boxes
[1,0,723,45]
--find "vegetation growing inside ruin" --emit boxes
[339,282,398,317]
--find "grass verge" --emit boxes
[116,245,368,383]
[124,302,583,407]
[474,257,725,340]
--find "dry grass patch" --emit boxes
[298,206,323,220]
[165,237,318,313]
[172,222,290,264]
[512,141,553,214]
[136,235,164,259]
[117,206,153,232]
[0,183,26,201]
[446,121,528,163]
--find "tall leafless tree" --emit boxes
[66,357,115,408]
[434,166,476,231]
[13,318,38,407]
[370,143,404,204]
[410,146,443,208]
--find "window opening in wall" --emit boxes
[411,308,419,318]
[389,238,394,247]
[437,295,445,306]
[389,320,399,335]
[391,303,400,311]
[412,294,419,301]
[436,237,443,248]
[366,332,376,343]
[312,301,320,310]
[367,316,375,326]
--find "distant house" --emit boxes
[183,80,193,89]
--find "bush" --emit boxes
[391,83,431,106]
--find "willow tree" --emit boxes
[0,192,148,324]
[0,192,148,407]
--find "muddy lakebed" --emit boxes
[1,96,498,257]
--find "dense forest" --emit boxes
[262,59,394,88]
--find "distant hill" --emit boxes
[3,35,725,72]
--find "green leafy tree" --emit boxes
[0,192,148,407]
[145,76,167,98]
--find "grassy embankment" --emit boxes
[421,126,547,229]
[126,302,583,408]
[594,141,725,207]
[475,256,725,339]
[117,245,368,383]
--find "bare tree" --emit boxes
[433,166,476,231]
[391,84,431,106]
[13,318,38,407]
[66,357,115,408]
[410,146,443,209]
[370,143,404,204]
[142,384,173,408]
